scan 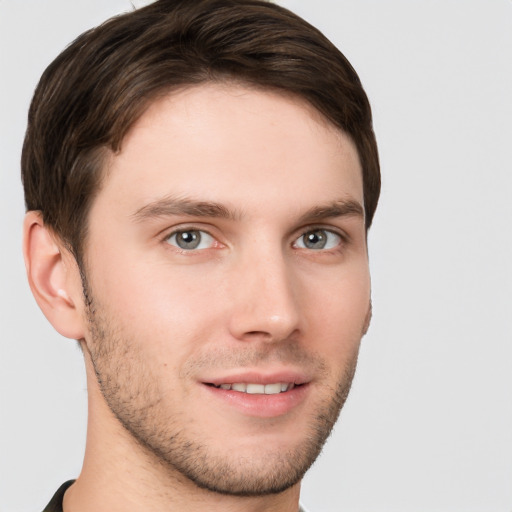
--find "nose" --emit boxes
[227,249,301,343]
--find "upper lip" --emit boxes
[201,369,310,386]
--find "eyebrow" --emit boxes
[297,199,365,224]
[131,195,364,224]
[131,196,242,222]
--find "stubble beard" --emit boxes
[83,279,360,497]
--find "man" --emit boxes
[21,0,380,510]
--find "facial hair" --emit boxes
[83,278,360,497]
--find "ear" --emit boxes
[362,300,372,336]
[23,211,86,340]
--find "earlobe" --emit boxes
[23,211,86,340]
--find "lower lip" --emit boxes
[202,383,310,418]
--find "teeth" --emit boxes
[247,383,265,394]
[214,382,295,394]
[264,383,282,394]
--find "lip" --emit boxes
[203,369,309,387]
[199,369,311,418]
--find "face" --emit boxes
[81,83,371,496]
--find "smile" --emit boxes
[203,378,310,417]
[208,382,296,394]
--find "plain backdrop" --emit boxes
[1,1,511,511]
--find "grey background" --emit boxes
[1,1,511,511]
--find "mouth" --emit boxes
[202,374,311,418]
[201,372,310,417]
[205,382,298,395]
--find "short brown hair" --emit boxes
[22,0,380,261]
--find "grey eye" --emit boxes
[166,230,214,250]
[295,229,341,250]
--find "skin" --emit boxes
[24,83,371,512]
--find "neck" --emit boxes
[64,361,301,512]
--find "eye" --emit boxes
[294,229,342,250]
[166,229,215,250]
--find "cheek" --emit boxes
[87,239,370,366]
[89,256,226,356]
[301,263,370,352]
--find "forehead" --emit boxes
[97,83,363,219]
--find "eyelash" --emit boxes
[292,227,346,252]
[163,226,220,253]
[162,226,347,253]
